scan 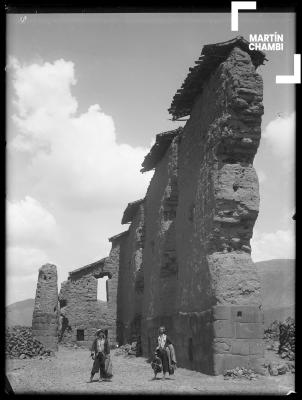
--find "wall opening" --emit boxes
[97,276,109,302]
[77,329,84,341]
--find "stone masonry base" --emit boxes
[142,305,265,375]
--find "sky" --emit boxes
[6,12,295,305]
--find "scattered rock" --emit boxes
[286,361,295,373]
[268,361,288,376]
[278,318,295,361]
[277,364,288,375]
[223,367,258,380]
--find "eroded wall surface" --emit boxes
[142,46,265,374]
[32,264,59,351]
[117,204,145,344]
[141,135,180,357]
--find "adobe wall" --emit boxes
[58,239,123,347]
[116,204,145,344]
[32,264,59,351]
[142,47,265,374]
[141,135,180,357]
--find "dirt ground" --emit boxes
[6,346,295,395]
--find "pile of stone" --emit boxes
[278,317,295,361]
[6,326,53,359]
[266,361,288,376]
[114,342,138,357]
[223,367,258,380]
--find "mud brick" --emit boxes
[213,320,235,338]
[212,305,232,320]
[231,306,264,323]
[249,340,265,355]
[230,339,250,355]
[235,322,264,339]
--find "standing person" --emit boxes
[90,329,112,382]
[154,326,177,379]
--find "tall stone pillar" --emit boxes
[32,263,59,351]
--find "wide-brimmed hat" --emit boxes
[95,329,105,336]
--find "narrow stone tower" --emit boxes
[32,263,59,351]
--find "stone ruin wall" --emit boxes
[116,203,145,345]
[32,264,59,351]
[57,238,123,347]
[141,46,265,374]
[32,39,265,375]
[141,134,180,356]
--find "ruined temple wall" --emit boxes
[142,137,179,321]
[32,264,59,351]
[141,137,180,357]
[58,241,122,347]
[175,47,263,312]
[117,205,145,344]
[173,47,264,373]
[142,47,265,374]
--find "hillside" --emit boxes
[255,259,295,327]
[5,259,295,329]
[6,299,35,327]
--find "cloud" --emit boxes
[262,112,295,171]
[251,228,295,262]
[6,57,154,304]
[6,246,50,279]
[8,58,152,210]
[6,196,59,247]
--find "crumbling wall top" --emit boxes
[168,36,267,120]
[121,199,145,224]
[108,230,129,243]
[140,127,183,173]
[68,257,108,278]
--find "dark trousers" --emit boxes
[157,348,169,374]
[91,352,106,378]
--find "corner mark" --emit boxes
[231,1,257,31]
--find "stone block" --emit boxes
[249,340,265,355]
[230,339,250,355]
[213,353,225,375]
[235,322,263,339]
[212,305,231,320]
[213,353,250,374]
[224,354,250,371]
[213,320,235,338]
[249,356,266,374]
[213,338,231,353]
[231,306,264,323]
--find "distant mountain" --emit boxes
[255,259,295,327]
[6,298,35,327]
[5,259,295,329]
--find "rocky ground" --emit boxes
[6,346,295,395]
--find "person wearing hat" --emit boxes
[90,329,112,382]
[153,326,177,380]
